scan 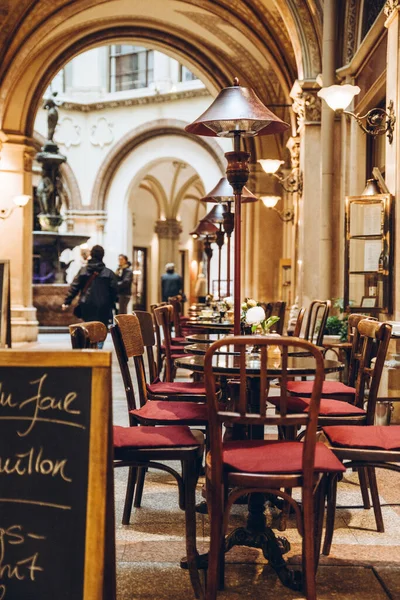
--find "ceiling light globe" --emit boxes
[317,84,361,111]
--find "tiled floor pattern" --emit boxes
[23,335,400,598]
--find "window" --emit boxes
[178,65,197,83]
[109,45,154,92]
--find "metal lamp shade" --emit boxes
[204,203,226,224]
[202,177,257,204]
[185,79,290,138]
[190,219,219,238]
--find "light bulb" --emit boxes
[317,84,360,111]
[258,159,284,174]
[260,195,281,208]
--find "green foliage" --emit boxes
[324,315,348,342]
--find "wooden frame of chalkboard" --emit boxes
[0,350,115,600]
[0,260,11,347]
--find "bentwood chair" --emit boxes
[286,314,377,400]
[303,299,331,347]
[134,310,208,401]
[113,425,204,599]
[322,424,400,555]
[69,321,108,348]
[320,321,393,552]
[293,307,306,337]
[153,304,191,382]
[203,336,345,600]
[111,313,208,513]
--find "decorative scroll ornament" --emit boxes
[384,0,400,17]
[90,117,114,149]
[54,116,81,149]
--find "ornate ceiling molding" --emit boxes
[61,87,209,112]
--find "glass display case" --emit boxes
[344,192,393,314]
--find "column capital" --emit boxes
[290,80,321,132]
[154,218,182,239]
[385,1,400,25]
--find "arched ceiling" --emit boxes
[0,0,322,138]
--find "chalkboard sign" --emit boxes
[0,350,114,600]
[0,261,11,348]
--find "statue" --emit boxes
[43,92,60,142]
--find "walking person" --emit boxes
[62,245,117,346]
[115,254,133,314]
[161,262,183,302]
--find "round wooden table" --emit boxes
[184,333,229,344]
[188,320,233,333]
[176,353,344,377]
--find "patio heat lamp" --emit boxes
[190,218,219,296]
[186,78,290,334]
[203,203,227,299]
[202,177,257,298]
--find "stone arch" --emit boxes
[32,132,82,210]
[139,175,167,219]
[0,2,322,138]
[91,119,226,211]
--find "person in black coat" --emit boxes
[62,245,118,329]
[161,262,183,302]
[115,254,133,314]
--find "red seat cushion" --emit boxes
[287,380,355,397]
[147,381,206,395]
[114,425,200,448]
[270,396,365,416]
[130,400,208,423]
[172,353,194,360]
[222,440,345,474]
[162,343,187,352]
[171,337,188,345]
[323,425,400,451]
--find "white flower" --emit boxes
[245,306,266,325]
[224,296,234,308]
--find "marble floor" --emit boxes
[23,334,400,599]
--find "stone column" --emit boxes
[0,137,38,342]
[245,162,282,302]
[286,136,301,305]
[291,80,322,306]
[154,218,182,285]
[385,2,400,320]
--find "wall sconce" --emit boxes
[0,195,31,220]
[258,159,303,195]
[260,195,294,222]
[317,84,396,144]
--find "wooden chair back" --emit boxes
[153,305,175,381]
[150,302,164,376]
[263,301,286,334]
[69,321,108,348]
[134,310,158,382]
[293,307,306,337]
[346,314,377,386]
[303,300,331,346]
[168,295,183,337]
[352,320,392,421]
[204,336,325,491]
[111,314,148,417]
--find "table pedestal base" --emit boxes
[182,493,303,592]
